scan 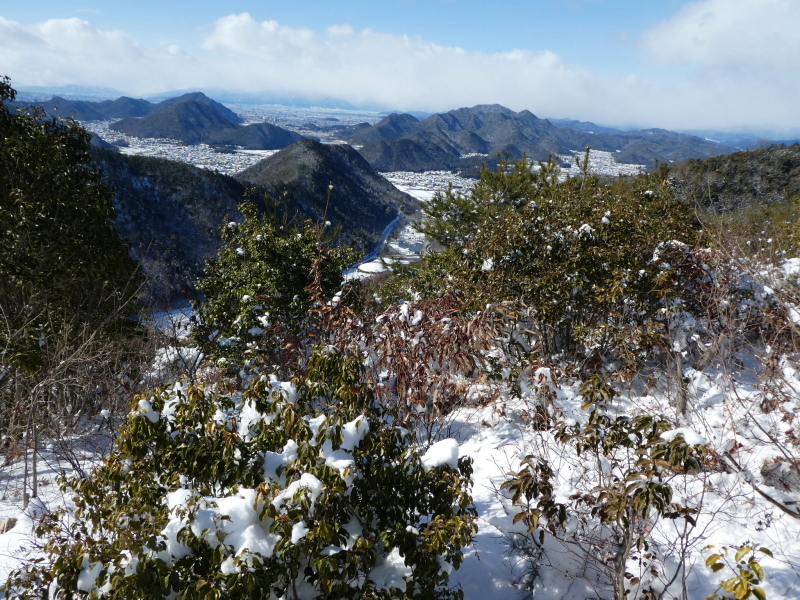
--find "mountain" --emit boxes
[549,118,628,135]
[110,99,241,144]
[92,139,418,300]
[207,122,304,150]
[107,93,307,150]
[358,138,459,172]
[7,94,156,120]
[672,142,800,211]
[93,96,155,119]
[612,128,732,167]
[343,113,420,146]
[336,104,735,172]
[236,139,418,252]
[9,96,108,121]
[91,148,248,303]
[154,92,243,124]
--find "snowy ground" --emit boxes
[5,339,798,599]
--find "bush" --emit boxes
[391,159,701,362]
[0,77,145,453]
[4,348,476,599]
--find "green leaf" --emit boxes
[706,554,722,567]
[735,546,752,564]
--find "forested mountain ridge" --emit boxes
[109,99,242,144]
[672,142,800,210]
[92,140,416,303]
[340,104,734,173]
[236,139,418,252]
[91,148,247,302]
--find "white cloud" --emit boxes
[638,0,800,130]
[0,17,205,92]
[643,0,800,73]
[2,10,799,132]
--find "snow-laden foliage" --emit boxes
[3,349,475,599]
[402,158,701,362]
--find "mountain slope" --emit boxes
[358,138,459,172]
[344,113,420,146]
[154,92,243,125]
[672,142,800,210]
[207,122,305,150]
[236,139,418,251]
[109,100,241,144]
[93,96,155,119]
[91,148,248,302]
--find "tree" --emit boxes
[0,77,144,478]
[193,199,358,369]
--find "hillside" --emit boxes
[91,148,248,302]
[357,137,460,172]
[92,96,155,118]
[346,112,420,145]
[673,143,800,210]
[236,139,419,251]
[207,122,304,150]
[153,91,243,124]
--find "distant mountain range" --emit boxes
[108,94,305,148]
[9,90,742,170]
[331,105,734,172]
[9,92,303,151]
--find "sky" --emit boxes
[1,0,799,133]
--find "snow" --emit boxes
[263,440,299,484]
[369,547,413,593]
[291,521,310,544]
[340,415,369,450]
[421,438,460,471]
[272,473,325,512]
[661,427,707,446]
[135,398,160,423]
[357,260,390,274]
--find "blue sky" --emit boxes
[2,0,799,132]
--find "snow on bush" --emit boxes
[3,349,476,599]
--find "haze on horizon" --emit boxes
[1,0,799,136]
